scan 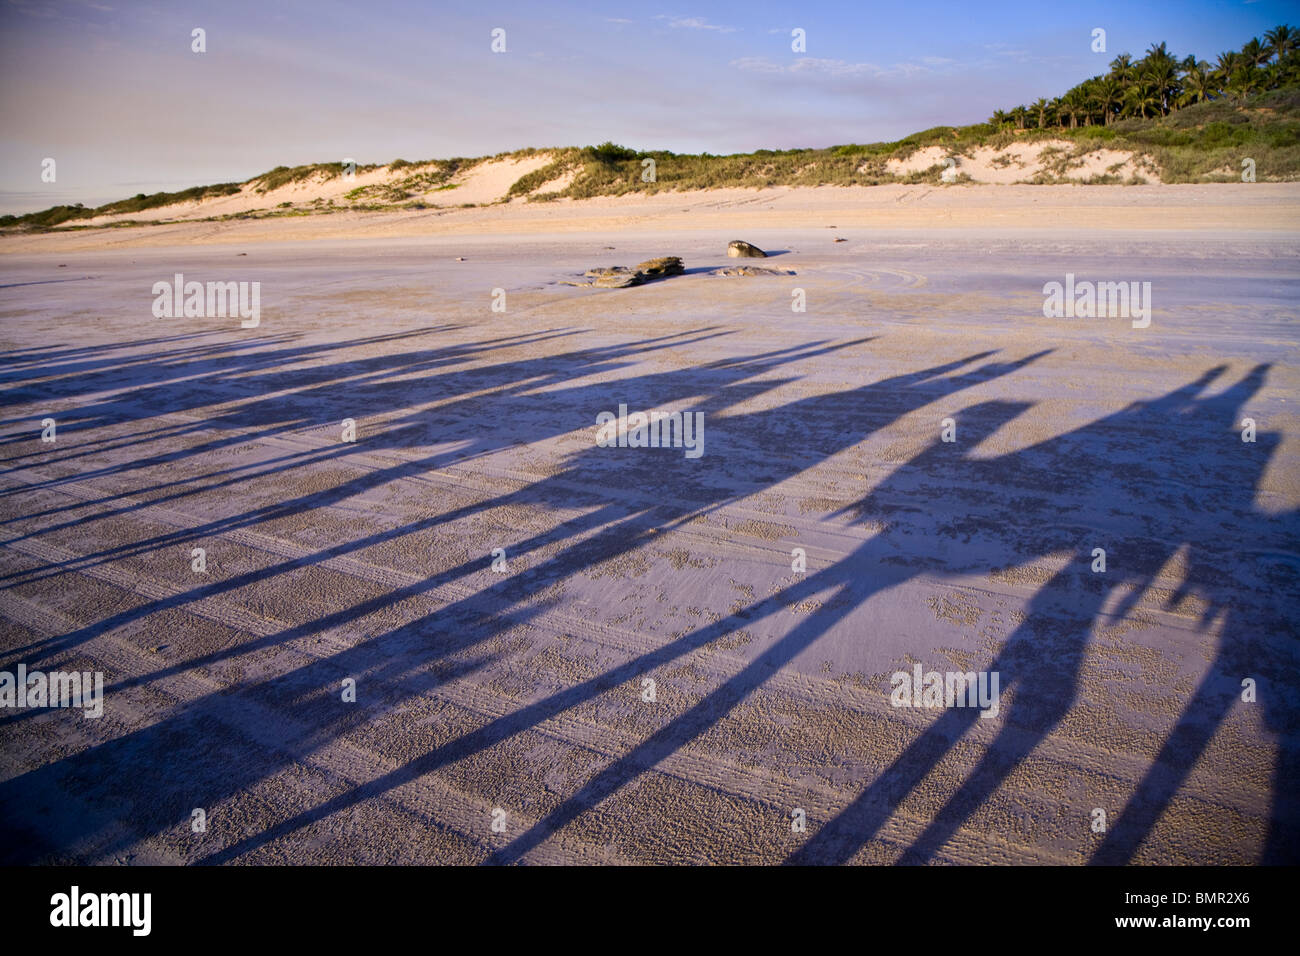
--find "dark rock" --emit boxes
[567,256,684,288]
[727,240,766,258]
[634,256,684,277]
[593,272,645,288]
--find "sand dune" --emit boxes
[71,154,562,229]
[21,136,1188,236]
[884,140,1159,183]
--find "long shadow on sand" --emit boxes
[1,325,1295,865]
[2,338,1016,862]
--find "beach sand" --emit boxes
[0,184,1296,864]
[4,182,1299,253]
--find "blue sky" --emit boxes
[1,0,1294,212]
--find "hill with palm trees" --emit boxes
[992,25,1297,129]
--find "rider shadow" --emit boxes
[0,334,874,861]
[185,348,1046,866]
[789,362,1296,864]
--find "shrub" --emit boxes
[584,141,639,164]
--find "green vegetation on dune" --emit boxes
[342,156,482,203]
[1,204,94,229]
[99,182,244,214]
[547,89,1298,193]
[0,182,243,228]
[504,149,583,199]
[562,146,886,196]
[1105,88,1300,181]
[3,26,1297,232]
[251,163,345,193]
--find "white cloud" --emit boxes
[730,56,945,79]
[658,15,739,33]
[790,57,881,76]
[728,56,788,74]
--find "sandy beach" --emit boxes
[0,183,1297,864]
[3,183,1298,254]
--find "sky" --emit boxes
[0,0,1294,213]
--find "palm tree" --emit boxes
[1079,78,1107,125]
[1124,81,1161,119]
[1225,64,1262,105]
[1059,90,1084,128]
[1216,51,1242,74]
[1030,97,1050,129]
[1144,41,1176,68]
[1093,77,1125,125]
[1275,46,1300,85]
[1143,58,1180,114]
[1264,25,1295,60]
[1109,53,1135,84]
[989,109,1009,129]
[1009,105,1029,130]
[1241,37,1270,68]
[1178,61,1216,106]
[1214,51,1241,91]
[1261,60,1285,91]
